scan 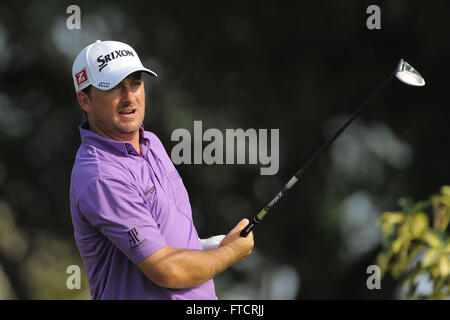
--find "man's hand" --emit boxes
[219,218,254,262]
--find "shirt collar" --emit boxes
[79,121,149,157]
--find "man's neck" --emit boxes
[87,121,141,155]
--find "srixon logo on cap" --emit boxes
[97,49,134,72]
[75,69,88,87]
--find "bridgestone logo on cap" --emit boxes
[75,69,88,87]
[97,49,135,72]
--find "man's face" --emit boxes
[79,72,146,140]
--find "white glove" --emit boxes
[199,235,226,250]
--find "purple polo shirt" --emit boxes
[69,121,217,300]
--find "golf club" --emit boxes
[240,58,425,237]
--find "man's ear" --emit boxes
[77,91,92,113]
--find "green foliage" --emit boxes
[377,186,450,299]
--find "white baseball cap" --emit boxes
[72,40,157,92]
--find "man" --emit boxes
[69,40,254,300]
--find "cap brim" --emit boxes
[92,66,157,91]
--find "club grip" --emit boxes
[240,216,261,237]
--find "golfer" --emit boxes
[69,40,254,300]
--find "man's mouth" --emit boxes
[118,109,136,115]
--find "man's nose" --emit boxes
[120,85,137,103]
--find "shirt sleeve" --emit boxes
[78,176,167,264]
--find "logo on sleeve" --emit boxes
[75,69,88,87]
[144,185,156,197]
[127,227,144,249]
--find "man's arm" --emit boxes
[136,219,254,289]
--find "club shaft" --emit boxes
[240,71,395,237]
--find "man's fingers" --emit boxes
[236,218,250,231]
[236,219,253,241]
[223,219,252,242]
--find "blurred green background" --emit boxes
[0,0,448,299]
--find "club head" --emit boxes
[395,59,425,86]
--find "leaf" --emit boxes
[422,248,440,268]
[411,200,431,214]
[382,226,399,248]
[438,255,449,277]
[431,265,441,278]
[407,244,427,268]
[398,197,415,214]
[379,212,405,236]
[399,219,412,241]
[392,262,406,279]
[411,213,429,238]
[441,185,450,197]
[422,231,443,248]
[392,238,404,254]
[433,187,450,207]
[376,253,390,276]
